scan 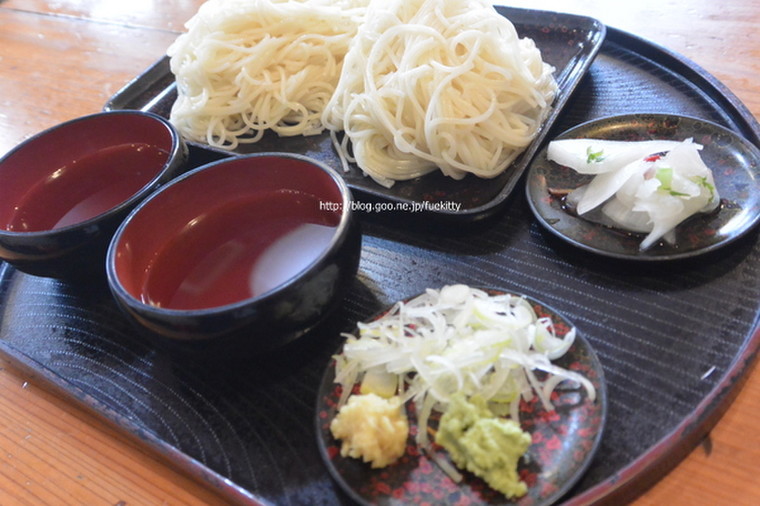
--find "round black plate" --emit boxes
[315,289,607,505]
[526,113,760,260]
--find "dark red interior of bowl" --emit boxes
[0,113,175,232]
[112,155,347,311]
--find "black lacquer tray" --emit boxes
[2,19,760,506]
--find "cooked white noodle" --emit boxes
[168,0,557,186]
[322,0,558,187]
[168,0,368,149]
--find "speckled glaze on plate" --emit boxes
[315,289,607,506]
[526,113,760,261]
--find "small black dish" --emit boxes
[526,113,760,261]
[316,288,607,505]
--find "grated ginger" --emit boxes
[330,393,409,468]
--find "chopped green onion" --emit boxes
[655,167,689,196]
[585,146,606,163]
[693,175,716,201]
[655,167,673,188]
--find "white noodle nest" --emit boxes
[168,0,557,185]
[168,0,368,149]
[322,0,558,186]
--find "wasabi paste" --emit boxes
[435,393,531,499]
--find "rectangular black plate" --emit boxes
[105,6,606,225]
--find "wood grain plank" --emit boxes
[506,0,760,116]
[0,357,227,505]
[3,0,197,31]
[0,9,179,154]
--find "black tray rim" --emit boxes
[0,262,266,505]
[601,27,760,144]
[0,23,758,506]
[565,26,760,504]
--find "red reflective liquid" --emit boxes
[6,143,169,231]
[140,190,340,310]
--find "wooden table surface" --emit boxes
[0,0,758,504]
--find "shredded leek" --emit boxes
[333,285,596,460]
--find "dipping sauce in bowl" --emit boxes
[140,186,341,310]
[0,111,187,278]
[107,153,361,355]
[4,143,170,232]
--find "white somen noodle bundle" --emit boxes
[322,0,558,187]
[167,0,557,186]
[168,0,369,149]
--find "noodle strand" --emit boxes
[322,0,557,186]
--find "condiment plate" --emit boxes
[315,289,607,505]
[526,113,760,260]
